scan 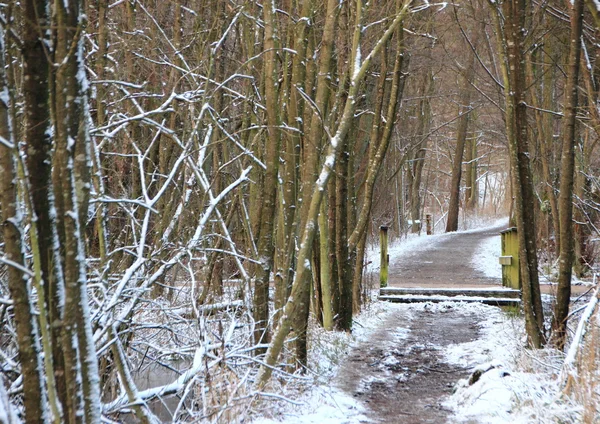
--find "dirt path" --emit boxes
[336,225,505,423]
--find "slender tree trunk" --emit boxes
[1,22,48,424]
[552,0,584,350]
[446,52,475,232]
[493,0,545,347]
[411,73,433,231]
[253,0,281,347]
[292,0,339,367]
[275,0,313,324]
[526,44,560,254]
[335,134,352,331]
[23,0,73,418]
[53,1,102,420]
[348,15,407,251]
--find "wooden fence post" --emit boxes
[426,214,433,235]
[380,226,389,288]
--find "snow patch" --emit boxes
[444,305,582,423]
[471,235,502,279]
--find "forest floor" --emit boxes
[253,219,591,424]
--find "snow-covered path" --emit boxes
[253,220,584,424]
[386,222,505,289]
[332,222,507,422]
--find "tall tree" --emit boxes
[1,16,48,424]
[446,15,476,233]
[253,0,281,348]
[552,0,585,350]
[53,0,101,420]
[493,0,545,347]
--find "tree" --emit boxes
[252,0,281,348]
[446,51,475,232]
[489,0,545,347]
[552,0,585,350]
[256,2,412,387]
[1,16,48,424]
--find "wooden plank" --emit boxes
[379,287,521,298]
[378,295,521,307]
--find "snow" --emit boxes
[352,45,361,80]
[366,217,507,274]
[251,217,593,424]
[252,389,369,424]
[0,378,22,424]
[251,301,396,423]
[472,234,502,279]
[443,303,582,423]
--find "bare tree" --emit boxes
[552,0,585,350]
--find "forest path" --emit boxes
[335,224,505,423]
[387,223,506,289]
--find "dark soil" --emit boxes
[337,306,480,423]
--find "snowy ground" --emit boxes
[251,219,592,424]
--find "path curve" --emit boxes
[387,223,506,289]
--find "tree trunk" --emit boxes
[253,0,281,347]
[1,22,48,424]
[493,0,545,347]
[292,0,339,367]
[446,52,475,232]
[552,0,584,350]
[411,73,434,232]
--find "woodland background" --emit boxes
[0,0,599,422]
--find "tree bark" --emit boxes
[411,73,433,232]
[1,21,48,424]
[552,0,584,350]
[253,0,281,347]
[446,52,475,232]
[493,0,545,347]
[53,0,102,420]
[292,0,339,367]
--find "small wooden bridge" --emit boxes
[377,222,523,307]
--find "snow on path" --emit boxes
[366,218,508,275]
[251,218,583,423]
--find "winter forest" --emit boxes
[1,0,600,422]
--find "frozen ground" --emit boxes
[251,218,590,424]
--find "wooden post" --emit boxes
[380,226,389,288]
[426,214,433,235]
